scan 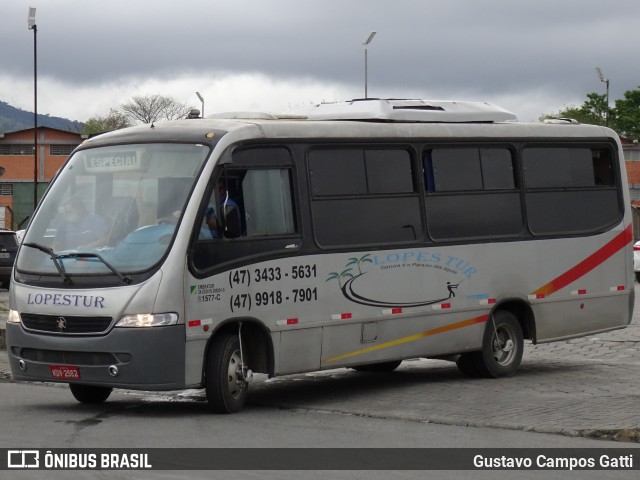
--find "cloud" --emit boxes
[2,0,639,125]
[0,71,354,121]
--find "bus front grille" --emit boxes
[20,313,113,335]
[19,348,118,366]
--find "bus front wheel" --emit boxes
[475,310,523,378]
[69,384,113,403]
[205,333,248,413]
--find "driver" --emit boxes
[53,195,108,251]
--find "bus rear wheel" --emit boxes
[69,384,113,404]
[475,310,523,378]
[205,333,248,414]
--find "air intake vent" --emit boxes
[303,98,517,123]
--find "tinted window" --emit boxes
[309,147,420,247]
[426,193,524,241]
[309,149,367,196]
[309,148,413,196]
[0,233,17,248]
[424,147,521,240]
[427,147,515,191]
[523,146,621,235]
[523,148,596,188]
[365,150,414,193]
[431,149,482,191]
[481,148,515,189]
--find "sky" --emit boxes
[1,0,639,124]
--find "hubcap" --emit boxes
[227,350,247,399]
[492,326,517,366]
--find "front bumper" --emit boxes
[6,322,186,390]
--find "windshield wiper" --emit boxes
[56,252,132,285]
[22,244,131,285]
[23,242,72,284]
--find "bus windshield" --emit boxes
[16,143,209,279]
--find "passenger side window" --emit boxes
[425,147,515,192]
[201,168,296,240]
[192,160,298,272]
[309,148,421,247]
[523,146,621,235]
[423,147,522,241]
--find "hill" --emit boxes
[0,100,84,133]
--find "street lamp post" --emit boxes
[363,31,377,99]
[27,7,38,211]
[196,91,204,118]
[595,66,610,126]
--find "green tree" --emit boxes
[614,88,640,139]
[82,109,131,135]
[540,92,611,127]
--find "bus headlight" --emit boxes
[7,309,21,324]
[115,313,178,328]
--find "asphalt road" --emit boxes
[0,381,638,480]
[0,286,639,444]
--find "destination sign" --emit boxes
[84,152,139,172]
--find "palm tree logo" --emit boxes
[326,268,354,289]
[345,254,373,275]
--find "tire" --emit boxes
[474,310,524,378]
[205,333,248,414]
[455,353,481,377]
[352,360,402,372]
[69,384,113,404]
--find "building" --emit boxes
[623,139,640,204]
[622,139,640,238]
[0,127,84,230]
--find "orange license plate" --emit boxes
[50,365,80,380]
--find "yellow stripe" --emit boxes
[322,314,489,364]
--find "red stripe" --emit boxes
[533,225,632,297]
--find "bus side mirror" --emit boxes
[222,205,242,238]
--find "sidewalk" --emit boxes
[1,300,639,442]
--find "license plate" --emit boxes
[50,365,80,379]
[0,253,9,259]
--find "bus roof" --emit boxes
[207,98,518,123]
[80,99,618,150]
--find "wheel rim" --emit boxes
[226,350,247,399]
[491,324,517,366]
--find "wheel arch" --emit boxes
[491,298,537,343]
[203,317,275,381]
